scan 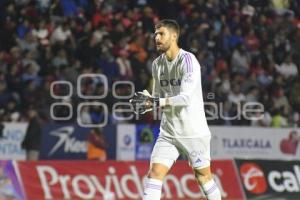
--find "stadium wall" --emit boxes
[1,123,299,161]
[0,123,300,199]
[1,159,300,199]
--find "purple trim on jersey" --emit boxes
[146,183,162,190]
[206,183,218,195]
[184,53,193,73]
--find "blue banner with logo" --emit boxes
[0,123,27,160]
[40,123,90,159]
[116,124,160,160]
[40,123,116,160]
[103,125,117,160]
[135,124,159,160]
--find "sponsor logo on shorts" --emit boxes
[190,151,203,157]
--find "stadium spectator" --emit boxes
[275,54,298,79]
[21,106,42,160]
[290,112,300,127]
[251,110,272,127]
[228,85,246,105]
[51,48,69,68]
[16,18,31,39]
[245,86,259,103]
[50,21,74,45]
[32,20,50,45]
[241,72,259,93]
[0,0,299,127]
[116,49,133,79]
[272,87,290,111]
[87,128,107,161]
[280,130,300,155]
[271,108,288,128]
[17,32,38,52]
[231,44,250,75]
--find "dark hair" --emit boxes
[155,19,180,37]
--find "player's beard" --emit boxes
[156,40,171,53]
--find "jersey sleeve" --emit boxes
[160,53,201,107]
[152,60,160,98]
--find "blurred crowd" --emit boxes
[0,0,300,127]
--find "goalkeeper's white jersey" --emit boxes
[152,49,211,138]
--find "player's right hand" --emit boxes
[129,90,159,114]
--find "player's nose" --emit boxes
[154,35,160,42]
[155,38,161,44]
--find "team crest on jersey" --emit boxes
[184,73,193,83]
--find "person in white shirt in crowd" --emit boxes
[50,21,74,47]
[231,44,250,75]
[228,84,246,105]
[275,54,298,79]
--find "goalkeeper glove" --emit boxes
[129,90,159,114]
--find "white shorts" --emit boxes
[150,135,211,169]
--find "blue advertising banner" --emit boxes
[116,124,160,161]
[102,125,117,160]
[0,123,27,160]
[135,124,159,160]
[0,161,24,200]
[40,123,116,160]
[40,123,90,159]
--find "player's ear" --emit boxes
[172,31,178,42]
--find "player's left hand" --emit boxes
[129,90,159,114]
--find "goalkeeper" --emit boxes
[130,19,221,200]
